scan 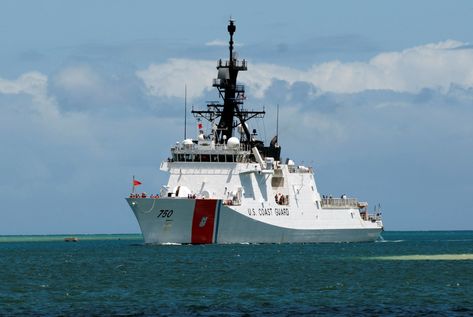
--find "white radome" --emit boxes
[227,137,240,149]
[183,139,193,149]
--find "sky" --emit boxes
[1,0,473,234]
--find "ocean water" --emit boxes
[1,231,473,316]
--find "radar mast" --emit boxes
[192,19,280,161]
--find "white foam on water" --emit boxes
[367,254,473,261]
[375,239,405,243]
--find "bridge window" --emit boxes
[218,154,226,162]
[226,155,234,162]
[184,154,193,161]
[236,154,247,163]
[211,155,218,162]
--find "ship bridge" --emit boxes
[170,139,251,163]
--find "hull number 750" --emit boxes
[157,209,173,218]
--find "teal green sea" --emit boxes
[1,231,472,316]
[0,234,142,243]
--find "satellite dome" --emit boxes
[183,139,193,149]
[227,137,240,149]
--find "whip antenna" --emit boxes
[276,104,279,142]
[184,84,187,140]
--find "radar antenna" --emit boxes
[192,20,281,160]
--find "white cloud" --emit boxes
[137,40,473,100]
[0,70,181,234]
[53,65,103,94]
[0,72,59,118]
[205,39,243,47]
[205,39,228,47]
[136,58,216,100]
[51,65,149,113]
[0,72,106,162]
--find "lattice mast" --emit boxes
[192,19,265,145]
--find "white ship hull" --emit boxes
[127,197,382,244]
[125,21,384,245]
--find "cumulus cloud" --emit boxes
[0,71,104,167]
[0,72,59,118]
[136,58,216,100]
[137,40,473,100]
[51,64,147,113]
[0,70,181,234]
[258,81,473,230]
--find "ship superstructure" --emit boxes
[126,20,383,244]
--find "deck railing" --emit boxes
[172,143,251,152]
[288,166,313,174]
[321,197,358,209]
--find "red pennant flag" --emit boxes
[198,123,203,129]
[133,180,142,186]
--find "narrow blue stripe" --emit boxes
[214,200,221,243]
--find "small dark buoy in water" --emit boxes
[64,237,79,242]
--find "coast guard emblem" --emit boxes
[199,216,208,228]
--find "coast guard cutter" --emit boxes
[126,20,383,244]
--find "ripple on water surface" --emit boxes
[0,231,473,316]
